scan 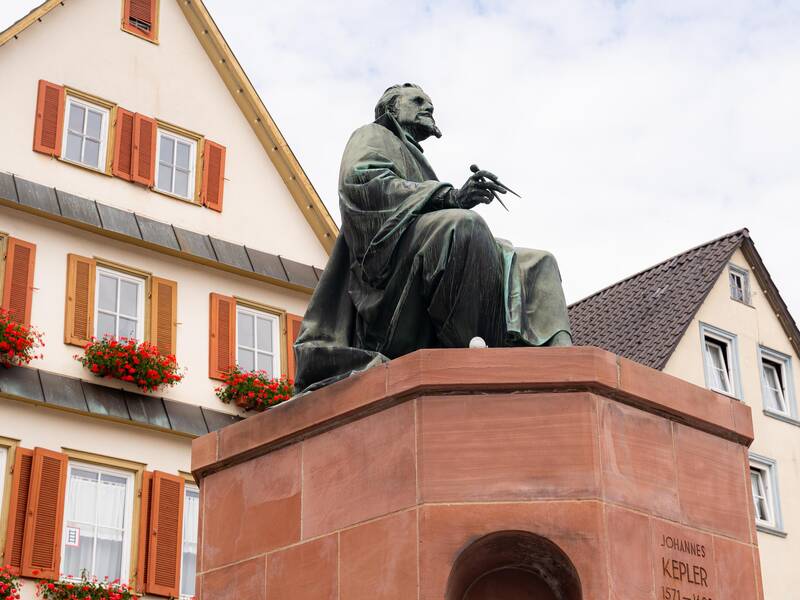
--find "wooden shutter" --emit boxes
[32,80,65,156]
[132,113,157,186]
[64,254,96,346]
[149,277,178,356]
[209,293,235,380]
[2,238,36,327]
[286,313,303,381]
[20,448,68,579]
[146,471,184,597]
[200,141,226,212]
[3,448,34,574]
[112,108,136,180]
[136,471,154,595]
[122,0,158,42]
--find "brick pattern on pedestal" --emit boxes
[191,348,763,600]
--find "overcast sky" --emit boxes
[2,1,799,315]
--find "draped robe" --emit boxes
[294,113,572,392]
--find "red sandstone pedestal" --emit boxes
[191,348,763,600]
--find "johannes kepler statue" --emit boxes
[294,83,572,391]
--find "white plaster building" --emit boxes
[0,1,336,598]
[570,229,800,599]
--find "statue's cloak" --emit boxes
[294,114,571,392]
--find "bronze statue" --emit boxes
[294,83,572,391]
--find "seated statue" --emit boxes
[294,83,572,392]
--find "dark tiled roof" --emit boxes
[568,229,748,370]
[0,171,323,291]
[0,366,242,435]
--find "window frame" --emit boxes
[749,454,786,537]
[61,95,111,173]
[728,264,751,305]
[179,482,200,600]
[700,323,742,399]
[759,346,798,424]
[235,303,282,377]
[94,265,147,342]
[154,127,199,202]
[60,460,137,584]
[121,0,160,44]
[0,439,16,561]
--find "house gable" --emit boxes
[0,0,335,266]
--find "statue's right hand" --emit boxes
[452,172,507,209]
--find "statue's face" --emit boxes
[392,87,441,142]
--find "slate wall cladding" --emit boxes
[0,366,240,436]
[0,170,323,290]
[193,347,763,600]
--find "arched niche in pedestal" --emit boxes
[445,530,582,600]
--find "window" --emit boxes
[728,265,750,304]
[700,324,740,398]
[62,97,109,171]
[95,267,145,340]
[180,484,199,599]
[236,305,280,377]
[759,346,796,420]
[61,462,135,583]
[155,130,197,200]
[749,455,784,535]
[122,0,159,43]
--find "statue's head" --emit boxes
[375,83,442,142]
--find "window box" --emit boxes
[700,323,741,398]
[36,574,135,599]
[0,307,44,367]
[75,336,183,392]
[749,454,786,537]
[215,367,293,412]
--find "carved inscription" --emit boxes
[657,533,714,600]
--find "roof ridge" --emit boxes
[569,228,749,308]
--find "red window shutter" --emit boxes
[132,113,157,186]
[2,238,36,327]
[146,471,184,597]
[136,471,154,595]
[112,108,136,181]
[64,254,96,346]
[3,448,34,574]
[21,448,68,579]
[286,313,303,381]
[32,80,65,156]
[149,277,178,356]
[208,293,235,380]
[122,0,158,42]
[200,141,226,212]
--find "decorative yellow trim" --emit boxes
[62,448,146,584]
[177,0,338,254]
[0,437,20,566]
[57,156,114,178]
[232,297,288,376]
[154,120,205,205]
[95,257,152,281]
[0,198,316,294]
[0,0,62,47]
[179,471,197,485]
[61,87,118,177]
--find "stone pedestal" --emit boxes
[191,347,763,600]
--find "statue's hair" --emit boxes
[374,83,425,120]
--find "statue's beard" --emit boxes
[402,116,442,141]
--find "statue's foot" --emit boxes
[548,331,573,347]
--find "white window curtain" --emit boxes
[180,487,200,598]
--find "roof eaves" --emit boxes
[0,0,62,47]
[177,0,339,254]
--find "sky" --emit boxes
[2,1,799,316]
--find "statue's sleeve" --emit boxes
[339,126,453,286]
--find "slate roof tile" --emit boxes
[568,229,747,370]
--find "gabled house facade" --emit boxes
[0,1,336,598]
[570,229,800,599]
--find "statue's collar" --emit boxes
[374,112,424,153]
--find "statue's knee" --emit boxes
[449,209,491,240]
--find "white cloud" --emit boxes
[2,0,799,316]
